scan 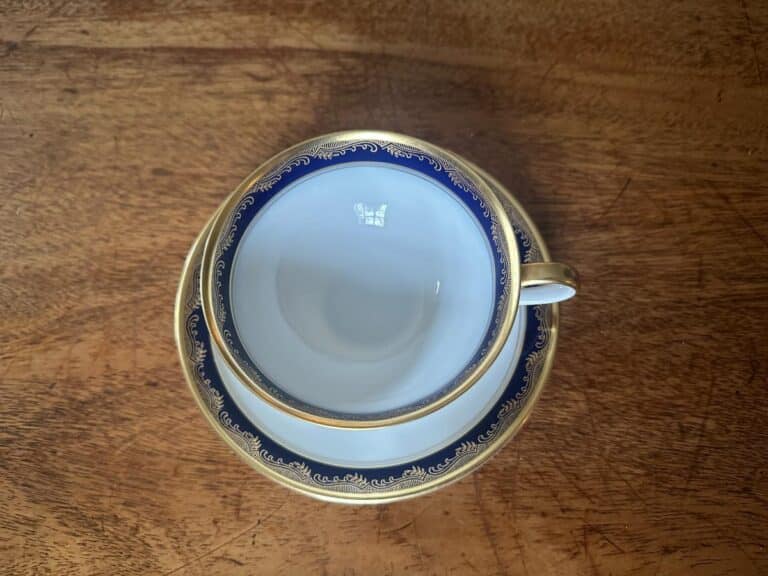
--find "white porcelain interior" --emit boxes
[215,307,526,468]
[231,163,496,415]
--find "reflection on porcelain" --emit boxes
[200,132,577,428]
[353,202,388,227]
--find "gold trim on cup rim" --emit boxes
[199,130,522,429]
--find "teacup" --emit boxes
[201,131,577,428]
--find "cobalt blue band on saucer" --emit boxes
[201,132,519,427]
[178,209,554,503]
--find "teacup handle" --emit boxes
[519,262,579,305]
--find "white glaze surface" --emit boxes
[231,163,496,415]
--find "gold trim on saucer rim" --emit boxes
[199,130,522,429]
[174,169,560,504]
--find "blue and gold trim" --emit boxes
[177,173,559,503]
[201,131,521,428]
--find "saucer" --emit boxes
[175,172,558,503]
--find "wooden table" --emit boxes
[2,2,767,574]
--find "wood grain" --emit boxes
[1,1,767,574]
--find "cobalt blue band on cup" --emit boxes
[200,131,576,428]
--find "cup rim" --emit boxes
[200,130,521,428]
